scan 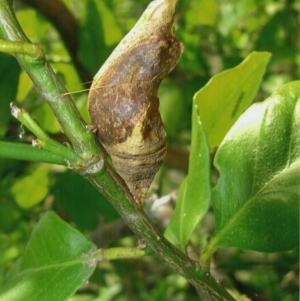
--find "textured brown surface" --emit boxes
[88,0,184,203]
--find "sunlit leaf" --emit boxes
[31,102,61,134]
[16,9,50,42]
[16,71,33,103]
[10,165,50,208]
[208,81,300,252]
[194,51,271,148]
[0,211,96,301]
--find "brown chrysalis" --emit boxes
[88,0,184,203]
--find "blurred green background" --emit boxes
[0,0,299,300]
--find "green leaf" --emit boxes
[209,81,300,253]
[10,166,51,209]
[16,71,33,102]
[16,9,50,41]
[0,211,96,301]
[93,1,123,47]
[194,51,271,147]
[31,102,61,134]
[165,103,211,250]
[51,62,82,99]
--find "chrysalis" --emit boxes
[88,0,184,203]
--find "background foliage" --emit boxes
[0,0,299,300]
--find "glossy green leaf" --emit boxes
[165,103,211,250]
[209,81,300,252]
[194,51,271,147]
[0,211,96,301]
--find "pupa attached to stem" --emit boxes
[88,0,184,203]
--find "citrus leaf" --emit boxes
[10,166,51,209]
[209,81,300,252]
[165,103,211,250]
[194,51,271,147]
[0,211,96,301]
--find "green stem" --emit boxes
[10,102,80,165]
[86,169,235,300]
[92,247,147,262]
[33,139,79,165]
[10,103,49,139]
[200,243,216,271]
[0,39,43,59]
[0,141,67,165]
[0,0,100,159]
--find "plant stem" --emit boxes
[200,243,216,270]
[10,103,49,139]
[0,141,67,165]
[10,102,80,165]
[0,39,43,58]
[87,169,235,300]
[91,247,147,262]
[33,139,79,165]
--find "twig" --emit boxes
[0,141,67,165]
[10,102,80,165]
